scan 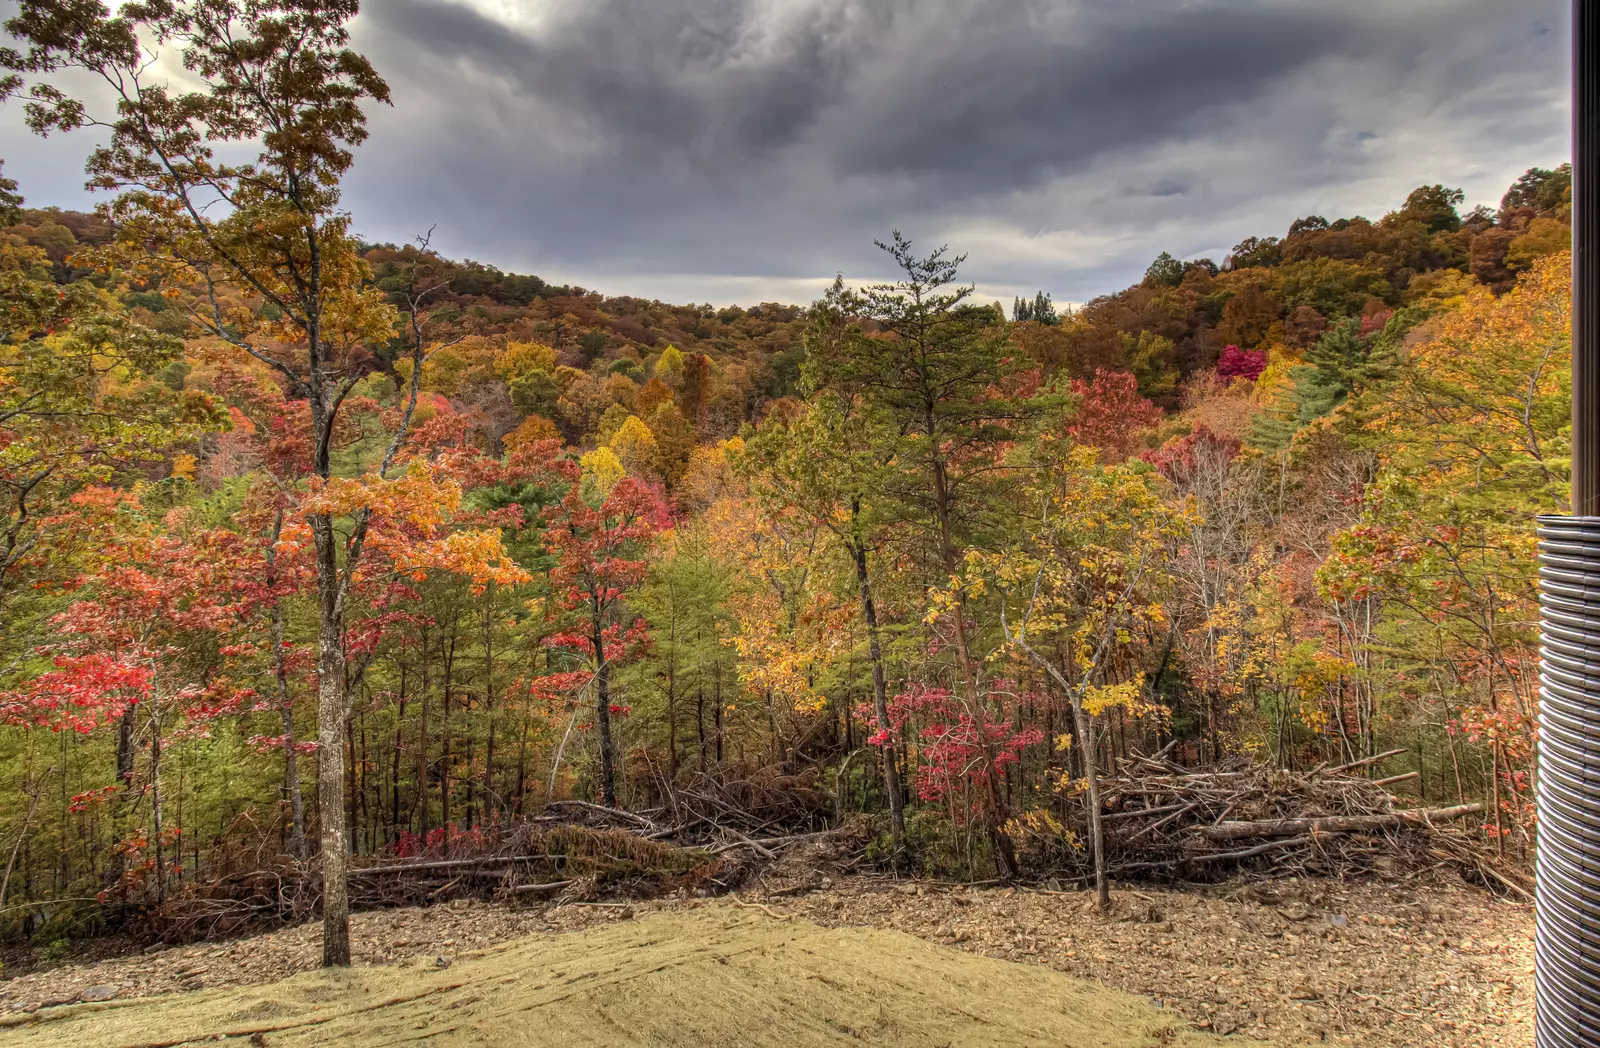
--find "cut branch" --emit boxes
[1202,804,1483,841]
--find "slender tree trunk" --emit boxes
[852,542,904,852]
[483,586,496,821]
[266,511,307,861]
[463,731,475,831]
[667,661,678,780]
[515,721,528,816]
[274,613,306,860]
[1071,698,1110,911]
[924,432,1018,877]
[418,622,430,837]
[346,724,358,859]
[391,664,405,848]
[696,680,707,773]
[109,707,137,893]
[441,625,456,840]
[593,600,618,807]
[358,709,371,853]
[149,700,165,905]
[714,669,724,765]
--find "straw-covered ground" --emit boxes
[0,875,1530,1048]
[0,908,1258,1048]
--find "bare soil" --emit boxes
[0,907,1256,1048]
[0,875,1530,1047]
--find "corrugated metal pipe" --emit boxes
[1537,515,1600,1046]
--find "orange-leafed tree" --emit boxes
[4,0,410,965]
[1064,369,1162,461]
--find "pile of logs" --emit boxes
[145,791,846,943]
[1078,746,1524,893]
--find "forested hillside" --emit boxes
[0,0,1572,944]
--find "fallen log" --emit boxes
[1318,749,1408,776]
[351,856,530,877]
[501,880,574,896]
[1202,803,1483,841]
[1188,835,1315,864]
[708,828,840,855]
[546,799,658,830]
[1103,803,1189,823]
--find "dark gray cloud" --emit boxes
[0,0,1572,304]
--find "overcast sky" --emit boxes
[0,0,1572,307]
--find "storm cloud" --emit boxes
[2,0,1573,304]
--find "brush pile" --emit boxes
[141,752,1519,942]
[144,780,845,943]
[1069,747,1526,894]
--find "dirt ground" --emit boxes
[0,908,1256,1048]
[0,875,1531,1047]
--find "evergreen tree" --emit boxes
[1143,252,1184,288]
[803,233,1055,873]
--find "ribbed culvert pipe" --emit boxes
[1537,515,1600,1046]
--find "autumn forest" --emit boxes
[0,0,1572,968]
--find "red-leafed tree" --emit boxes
[2,522,266,901]
[536,473,667,806]
[1216,344,1267,385]
[1141,424,1244,488]
[1065,369,1162,461]
[864,683,1045,810]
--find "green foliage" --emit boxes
[803,236,1056,568]
[1501,163,1572,215]
[1143,251,1184,288]
[1012,291,1059,325]
[1274,258,1393,319]
[1288,215,1330,237]
[630,535,737,775]
[1228,236,1282,269]
[510,368,561,416]
[1395,184,1465,234]
[1119,330,1179,401]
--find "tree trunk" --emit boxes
[667,659,678,780]
[714,669,724,765]
[266,511,307,861]
[274,600,306,861]
[593,603,618,807]
[1203,804,1482,841]
[108,706,137,893]
[441,624,457,840]
[391,665,405,849]
[696,680,707,773]
[418,622,430,837]
[515,721,529,816]
[924,436,1018,877]
[149,698,165,905]
[1070,698,1109,911]
[852,543,904,853]
[311,513,351,968]
[483,586,496,822]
